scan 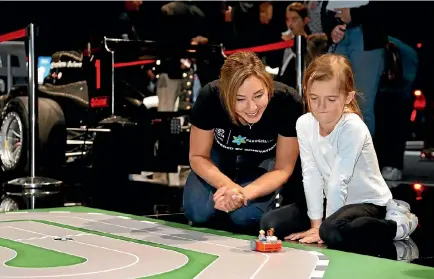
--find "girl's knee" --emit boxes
[260,210,276,229]
[319,220,344,247]
[259,210,287,239]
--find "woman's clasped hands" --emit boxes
[213,186,247,213]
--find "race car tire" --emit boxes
[0,195,23,212]
[0,96,66,177]
[250,239,258,251]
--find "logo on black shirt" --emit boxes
[232,135,247,146]
[214,128,276,154]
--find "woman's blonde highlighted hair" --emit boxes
[303,53,363,118]
[219,51,274,125]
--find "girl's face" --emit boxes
[308,77,354,127]
[235,76,269,124]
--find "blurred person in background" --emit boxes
[103,0,156,96]
[420,43,434,160]
[117,0,142,40]
[192,2,231,92]
[323,1,387,136]
[144,1,211,185]
[226,2,284,52]
[156,1,227,110]
[156,1,207,112]
[421,91,434,160]
[304,1,325,34]
[275,2,310,87]
[375,37,419,181]
[267,2,327,88]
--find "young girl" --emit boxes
[260,53,418,248]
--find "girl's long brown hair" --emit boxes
[303,53,363,118]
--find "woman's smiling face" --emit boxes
[235,76,269,124]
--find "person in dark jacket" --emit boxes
[321,1,387,136]
[375,37,418,182]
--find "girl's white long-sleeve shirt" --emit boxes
[296,112,393,220]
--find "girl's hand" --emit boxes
[285,227,324,244]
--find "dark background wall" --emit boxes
[0,1,432,91]
[0,1,431,50]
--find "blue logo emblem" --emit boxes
[232,135,246,146]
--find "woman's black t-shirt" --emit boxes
[190,79,304,169]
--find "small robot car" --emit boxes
[250,228,282,252]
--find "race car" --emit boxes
[0,37,226,211]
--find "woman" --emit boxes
[183,51,304,228]
[260,54,418,247]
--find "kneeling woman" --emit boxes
[261,54,418,247]
[183,51,304,227]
